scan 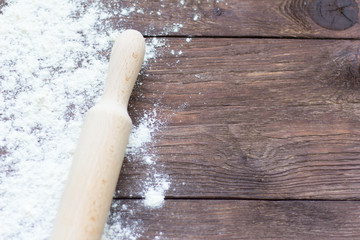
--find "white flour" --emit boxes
[125,109,170,209]
[0,0,179,239]
[143,179,170,208]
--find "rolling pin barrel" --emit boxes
[51,30,145,240]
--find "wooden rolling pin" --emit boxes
[51,29,145,240]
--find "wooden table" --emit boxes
[2,0,358,239]
[109,0,360,239]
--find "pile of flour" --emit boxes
[0,0,180,239]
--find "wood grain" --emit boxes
[98,0,360,38]
[1,0,358,38]
[116,38,360,199]
[1,1,359,238]
[109,200,360,239]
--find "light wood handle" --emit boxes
[50,30,145,240]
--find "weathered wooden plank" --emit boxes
[109,200,360,239]
[98,0,360,38]
[0,0,359,38]
[117,38,360,199]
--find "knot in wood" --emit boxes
[328,54,360,91]
[213,7,223,16]
[308,0,359,31]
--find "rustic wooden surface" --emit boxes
[108,200,360,239]
[2,0,360,239]
[107,0,360,238]
[118,38,360,200]
[107,0,359,237]
[100,0,360,38]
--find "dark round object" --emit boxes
[308,0,359,31]
[213,7,223,16]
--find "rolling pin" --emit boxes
[51,29,145,240]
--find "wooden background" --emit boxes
[118,0,360,239]
[2,0,360,239]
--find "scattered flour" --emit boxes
[144,175,170,208]
[0,0,176,240]
[0,1,108,239]
[171,23,184,33]
[102,202,143,240]
[193,14,199,21]
[144,187,167,208]
[126,109,161,155]
[103,109,171,238]
[120,7,136,16]
[125,109,171,208]
[144,156,154,165]
[161,23,184,34]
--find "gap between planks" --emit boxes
[144,35,360,41]
[113,197,360,202]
